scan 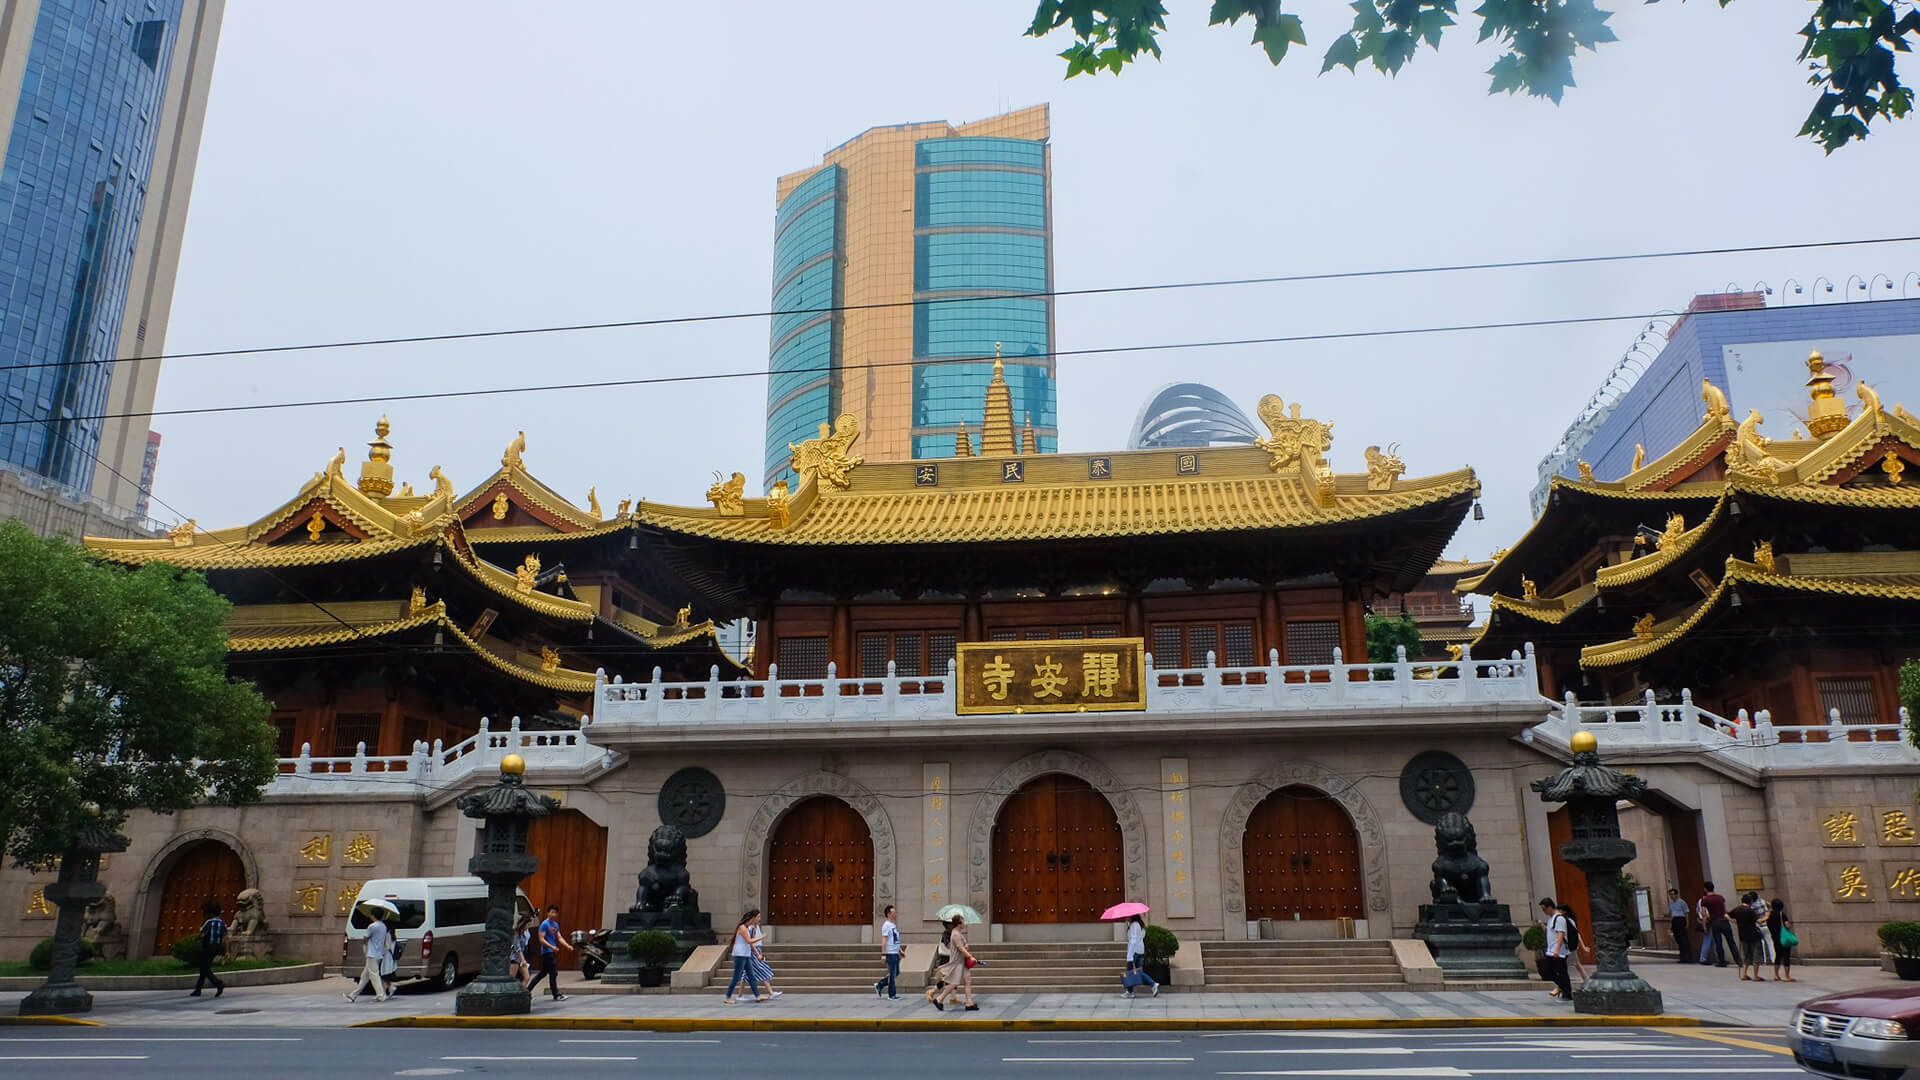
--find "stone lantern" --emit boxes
[20,819,128,1016]
[454,753,557,1016]
[1531,730,1663,1015]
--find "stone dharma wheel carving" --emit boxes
[658,767,726,839]
[1399,750,1476,825]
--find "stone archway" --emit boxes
[1220,760,1390,932]
[133,828,260,958]
[966,750,1149,921]
[742,771,896,920]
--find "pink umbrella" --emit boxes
[1101,902,1150,920]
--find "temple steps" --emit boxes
[1198,939,1411,992]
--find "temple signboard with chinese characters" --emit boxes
[955,639,1147,715]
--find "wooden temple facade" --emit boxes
[1463,352,1920,724]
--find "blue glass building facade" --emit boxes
[764,165,841,484]
[0,0,184,494]
[909,136,1054,460]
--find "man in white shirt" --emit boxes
[874,905,901,1000]
[345,908,392,1003]
[1540,897,1572,1002]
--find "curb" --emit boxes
[355,1014,1706,1032]
[0,1015,106,1027]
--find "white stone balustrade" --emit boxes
[586,643,1542,728]
[265,640,1920,797]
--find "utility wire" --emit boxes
[5,233,1917,375]
[24,298,1920,430]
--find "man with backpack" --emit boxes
[1539,897,1572,1002]
[190,899,227,998]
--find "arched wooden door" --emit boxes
[155,841,246,947]
[1242,786,1363,921]
[526,809,608,928]
[766,797,873,924]
[992,774,1125,923]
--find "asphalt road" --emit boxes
[0,1025,1799,1078]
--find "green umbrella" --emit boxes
[935,903,985,925]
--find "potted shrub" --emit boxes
[1879,921,1920,980]
[28,936,97,972]
[1142,924,1179,986]
[1521,922,1547,977]
[626,929,679,988]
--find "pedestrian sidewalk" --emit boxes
[5,956,1894,1031]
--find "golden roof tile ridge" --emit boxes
[1592,494,1729,589]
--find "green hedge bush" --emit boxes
[28,936,96,971]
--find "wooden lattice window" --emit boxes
[1818,677,1880,725]
[1285,620,1341,665]
[777,636,830,679]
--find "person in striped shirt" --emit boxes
[190,900,226,998]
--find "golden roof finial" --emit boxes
[955,425,974,457]
[1631,443,1645,471]
[980,357,1017,456]
[1701,378,1730,424]
[1805,350,1848,438]
[1020,411,1035,456]
[586,486,602,519]
[503,430,526,469]
[788,414,864,489]
[1859,381,1883,416]
[358,416,395,497]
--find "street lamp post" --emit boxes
[20,821,128,1016]
[1531,730,1664,1015]
[454,753,557,1016]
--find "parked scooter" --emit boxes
[573,928,613,980]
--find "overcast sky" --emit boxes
[153,1,1919,561]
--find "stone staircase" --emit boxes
[738,943,895,994]
[959,941,1131,994]
[1199,939,1410,992]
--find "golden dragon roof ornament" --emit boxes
[502,430,526,470]
[1253,395,1333,473]
[788,414,864,490]
[1701,378,1730,424]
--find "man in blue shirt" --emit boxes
[874,904,901,1000]
[529,904,571,1001]
[190,899,226,998]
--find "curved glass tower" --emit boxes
[1127,383,1260,449]
[765,106,1056,488]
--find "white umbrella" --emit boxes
[356,897,399,918]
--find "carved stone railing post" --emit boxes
[824,661,839,718]
[1330,647,1346,705]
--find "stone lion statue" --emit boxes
[1429,811,1493,904]
[231,888,268,935]
[630,824,699,913]
[82,894,119,940]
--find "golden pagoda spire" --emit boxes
[979,342,1017,456]
[358,416,395,497]
[955,425,974,457]
[1804,350,1849,438]
[1021,412,1035,455]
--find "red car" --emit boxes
[1791,986,1920,1077]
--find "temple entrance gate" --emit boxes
[154,840,246,947]
[766,796,874,924]
[990,773,1125,923]
[1241,785,1364,921]
[525,808,608,927]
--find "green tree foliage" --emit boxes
[1365,612,1423,664]
[1025,1,1920,151]
[0,521,276,867]
[1902,658,1920,746]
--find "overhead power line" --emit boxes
[17,297,1920,430]
[4,233,1917,375]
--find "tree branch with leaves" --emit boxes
[1025,1,1920,151]
[0,522,276,868]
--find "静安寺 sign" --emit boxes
[955,638,1146,714]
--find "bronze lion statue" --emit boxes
[1429,811,1493,903]
[631,824,700,913]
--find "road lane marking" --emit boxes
[1027,1038,1185,1044]
[1221,1070,1801,1077]
[1219,1069,1469,1078]
[0,1056,151,1061]
[558,1039,722,1044]
[0,1037,301,1042]
[1212,1045,1723,1055]
[1667,1028,1793,1055]
[1571,1054,1773,1060]
[442,1056,635,1062]
[1002,1057,1195,1063]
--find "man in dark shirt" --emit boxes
[1699,882,1735,968]
[1729,892,1764,980]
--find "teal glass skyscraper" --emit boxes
[765,106,1056,488]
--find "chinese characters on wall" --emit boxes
[1820,805,1920,903]
[290,829,380,917]
[955,639,1146,715]
[923,763,950,921]
[1161,758,1195,918]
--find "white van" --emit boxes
[341,877,532,991]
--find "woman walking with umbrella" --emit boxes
[1104,902,1158,997]
[345,899,396,1003]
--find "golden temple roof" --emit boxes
[455,431,618,534]
[1579,551,1920,669]
[1487,580,1599,624]
[635,447,1478,546]
[605,607,722,649]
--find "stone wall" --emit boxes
[1761,770,1920,957]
